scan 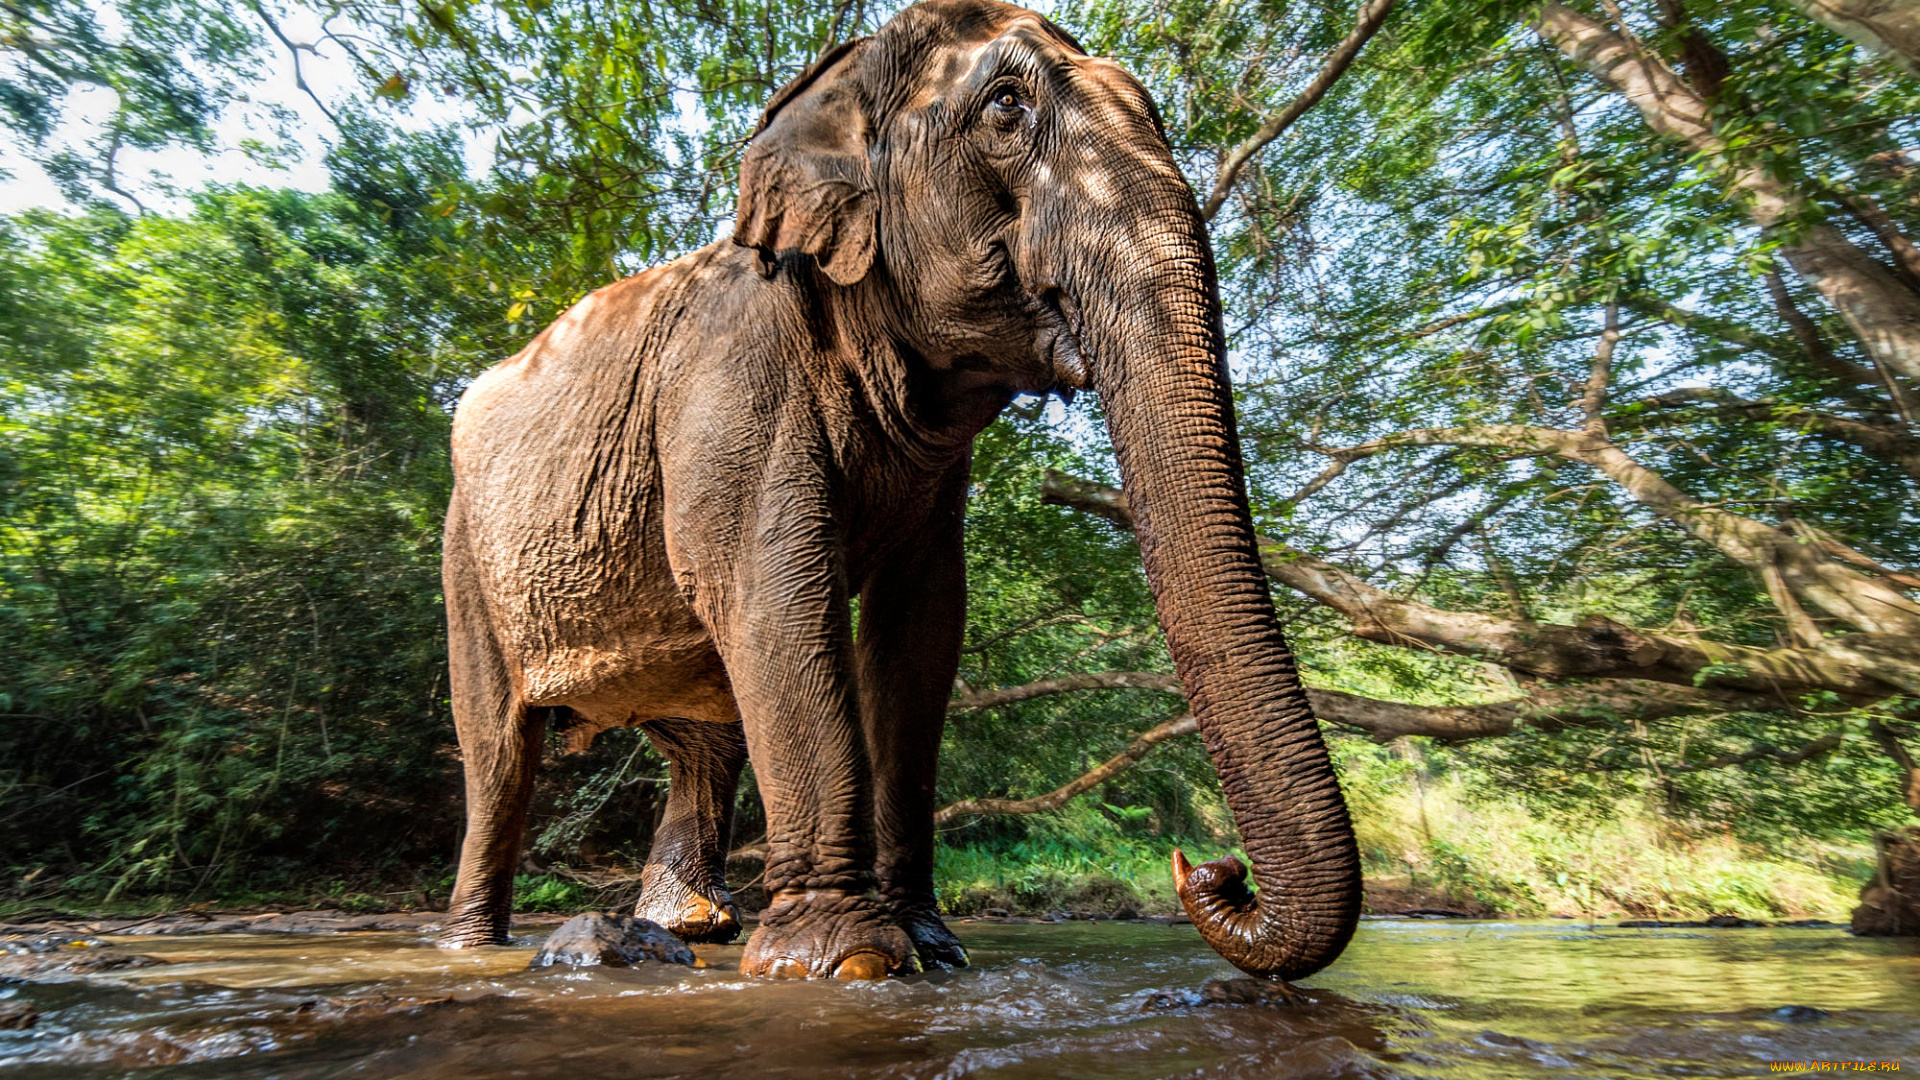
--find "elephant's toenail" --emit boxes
[832,952,890,981]
[767,957,809,979]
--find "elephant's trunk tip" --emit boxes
[1174,847,1333,983]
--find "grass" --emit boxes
[934,834,1186,916]
[1346,769,1869,921]
[926,759,1874,922]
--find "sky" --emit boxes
[0,5,490,216]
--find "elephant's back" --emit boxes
[447,250,724,706]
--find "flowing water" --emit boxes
[2,918,1915,1078]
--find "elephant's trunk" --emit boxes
[1046,152,1362,981]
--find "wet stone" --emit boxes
[1198,978,1308,1007]
[1479,1030,1548,1049]
[0,999,36,1029]
[527,913,698,970]
[0,940,167,983]
[1771,1005,1831,1023]
[2,932,108,954]
[290,992,469,1020]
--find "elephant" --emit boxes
[438,0,1363,981]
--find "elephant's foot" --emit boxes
[634,879,741,944]
[740,891,919,980]
[437,905,513,950]
[888,900,969,968]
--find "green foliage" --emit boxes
[0,126,514,899]
[1340,739,1870,920]
[934,801,1200,916]
[0,0,265,205]
[513,873,595,912]
[330,0,872,316]
[2,0,1913,919]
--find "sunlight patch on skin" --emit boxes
[1075,167,1115,204]
[907,40,996,111]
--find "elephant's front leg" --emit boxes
[688,501,917,980]
[858,461,970,968]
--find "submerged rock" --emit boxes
[290,992,471,1019]
[1141,978,1309,1010]
[0,999,37,1029]
[527,913,699,969]
[0,934,167,983]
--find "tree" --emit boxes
[330,0,875,321]
[0,0,264,208]
[961,0,1920,840]
[0,125,515,896]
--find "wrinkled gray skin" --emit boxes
[440,0,1362,980]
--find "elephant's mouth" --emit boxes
[1033,287,1090,400]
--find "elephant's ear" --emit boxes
[733,38,877,287]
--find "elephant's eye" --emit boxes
[989,87,1025,115]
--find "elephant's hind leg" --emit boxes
[439,543,546,949]
[635,718,747,943]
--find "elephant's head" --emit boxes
[733,0,1362,981]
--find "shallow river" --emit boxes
[3,918,1916,1078]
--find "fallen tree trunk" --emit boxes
[1040,470,1916,699]
[935,676,1838,827]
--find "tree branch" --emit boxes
[1579,300,1622,436]
[1781,0,1920,79]
[1593,730,1845,772]
[1785,518,1920,590]
[1627,292,1887,407]
[248,0,341,128]
[1272,424,1920,636]
[1624,387,1920,483]
[949,670,1182,712]
[1838,186,1920,286]
[1041,469,1916,697]
[950,665,1796,739]
[1764,271,1916,423]
[1199,0,1397,222]
[1867,715,1920,811]
[1309,680,1783,740]
[1537,2,1920,381]
[933,674,1798,826]
[934,711,1196,825]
